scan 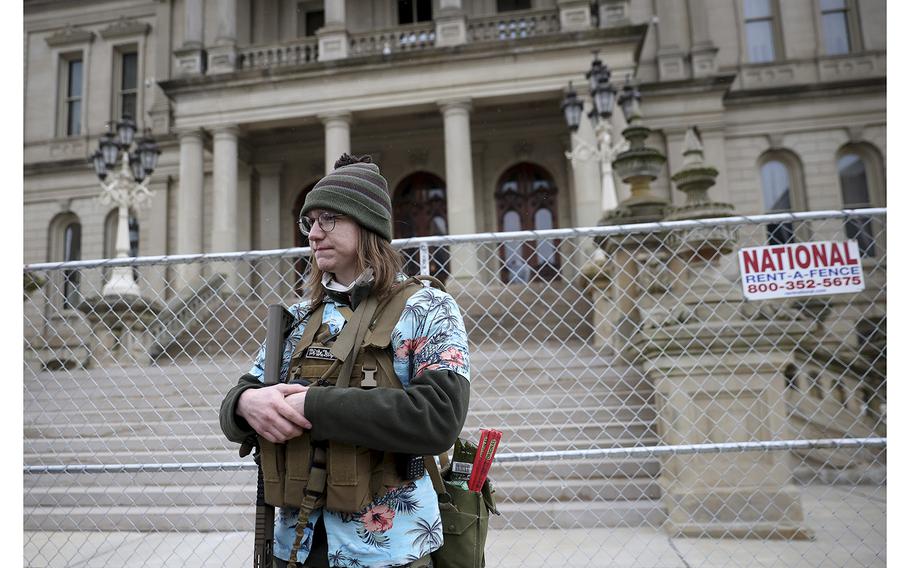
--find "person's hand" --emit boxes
[237,383,312,443]
[284,390,308,418]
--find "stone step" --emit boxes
[488,500,667,530]
[26,401,656,431]
[25,498,667,532]
[26,423,658,455]
[24,456,661,489]
[24,478,661,509]
[26,404,656,439]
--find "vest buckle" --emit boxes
[362,367,378,387]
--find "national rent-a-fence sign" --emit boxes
[737,240,865,301]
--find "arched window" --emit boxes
[495,162,560,282]
[758,151,807,246]
[48,213,83,310]
[103,208,140,280]
[293,182,317,296]
[837,149,881,257]
[62,221,81,309]
[392,171,448,280]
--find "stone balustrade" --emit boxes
[467,9,561,42]
[230,9,562,72]
[349,22,437,57]
[237,39,319,70]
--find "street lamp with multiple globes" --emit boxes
[561,51,639,213]
[89,115,161,297]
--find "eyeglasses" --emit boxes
[298,212,346,237]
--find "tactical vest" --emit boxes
[258,278,432,514]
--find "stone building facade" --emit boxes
[24,0,886,296]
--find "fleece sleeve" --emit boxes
[304,369,469,455]
[219,373,265,444]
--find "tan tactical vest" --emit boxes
[259,279,429,514]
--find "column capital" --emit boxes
[318,111,353,126]
[176,128,205,142]
[213,124,241,138]
[438,99,472,114]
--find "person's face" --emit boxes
[304,209,361,284]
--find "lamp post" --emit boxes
[89,116,161,298]
[561,52,633,213]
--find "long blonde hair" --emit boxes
[303,227,404,307]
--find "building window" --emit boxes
[743,0,777,63]
[61,55,83,136]
[116,50,139,121]
[62,221,81,309]
[495,162,560,283]
[837,153,876,257]
[393,172,449,280]
[760,160,795,245]
[820,0,851,55]
[297,4,325,37]
[398,0,432,25]
[497,0,532,12]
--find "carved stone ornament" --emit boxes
[45,25,94,47]
[100,16,151,40]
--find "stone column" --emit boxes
[257,163,284,301]
[208,0,238,73]
[174,0,205,77]
[320,112,352,174]
[176,130,205,290]
[317,0,349,61]
[439,99,479,284]
[144,176,170,302]
[654,0,688,81]
[557,0,593,31]
[688,0,718,77]
[436,0,467,47]
[212,125,240,288]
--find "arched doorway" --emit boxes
[495,162,560,283]
[392,171,449,281]
[293,181,317,295]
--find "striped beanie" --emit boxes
[301,154,393,241]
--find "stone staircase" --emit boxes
[24,340,663,532]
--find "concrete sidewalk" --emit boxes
[24,485,885,567]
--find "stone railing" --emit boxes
[785,345,885,474]
[467,9,561,42]
[148,273,227,359]
[231,9,561,72]
[349,22,436,57]
[237,39,319,70]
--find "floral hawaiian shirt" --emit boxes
[247,283,471,567]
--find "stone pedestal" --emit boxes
[436,15,467,47]
[207,45,237,73]
[174,47,206,77]
[558,0,593,31]
[78,295,163,367]
[636,321,813,540]
[317,26,349,61]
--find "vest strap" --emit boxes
[289,304,327,371]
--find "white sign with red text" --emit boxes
[737,240,865,301]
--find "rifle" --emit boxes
[253,304,295,568]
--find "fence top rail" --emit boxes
[24,208,886,272]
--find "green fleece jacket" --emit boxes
[220,368,469,455]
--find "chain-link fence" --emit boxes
[24,209,886,567]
